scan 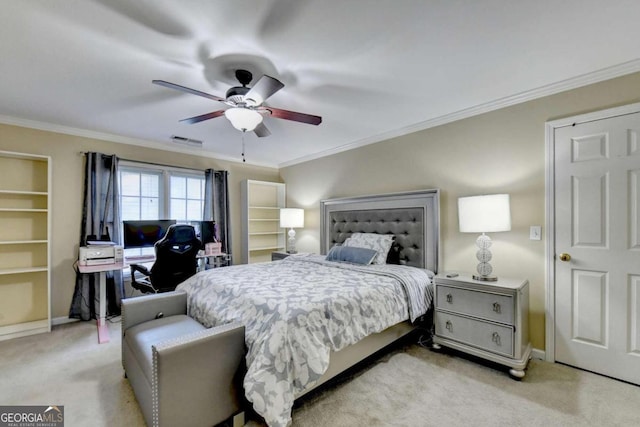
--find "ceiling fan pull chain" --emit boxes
[241,131,246,163]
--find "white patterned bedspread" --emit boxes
[176,253,433,427]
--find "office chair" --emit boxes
[130,224,202,294]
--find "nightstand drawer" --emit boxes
[436,285,514,324]
[435,311,514,357]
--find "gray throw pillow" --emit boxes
[325,246,378,265]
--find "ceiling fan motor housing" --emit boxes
[226,86,250,104]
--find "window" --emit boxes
[170,175,205,222]
[119,162,205,257]
[121,169,162,220]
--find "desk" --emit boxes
[79,255,230,344]
[125,254,230,272]
[77,262,124,344]
[196,252,231,270]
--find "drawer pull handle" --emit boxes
[492,332,501,346]
[493,302,501,313]
[445,320,453,332]
[446,294,453,303]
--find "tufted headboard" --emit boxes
[320,189,440,272]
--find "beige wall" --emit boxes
[4,71,640,348]
[0,124,281,320]
[281,71,640,351]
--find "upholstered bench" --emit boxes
[122,291,245,427]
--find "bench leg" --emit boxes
[232,411,245,427]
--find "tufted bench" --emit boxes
[122,291,245,427]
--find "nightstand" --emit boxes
[432,273,532,379]
[271,251,291,261]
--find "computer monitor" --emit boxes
[199,221,218,245]
[122,220,176,249]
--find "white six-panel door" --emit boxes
[554,111,640,385]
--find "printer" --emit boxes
[79,245,123,266]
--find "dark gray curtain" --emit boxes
[204,169,232,265]
[69,153,123,320]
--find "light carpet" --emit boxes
[1,320,639,427]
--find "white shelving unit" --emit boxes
[0,151,51,341]
[241,180,286,264]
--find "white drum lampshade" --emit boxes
[458,194,511,281]
[280,208,304,253]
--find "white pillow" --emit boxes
[343,233,394,265]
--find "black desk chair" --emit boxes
[130,224,202,294]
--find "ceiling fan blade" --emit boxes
[152,80,225,103]
[245,75,284,105]
[254,122,271,138]
[179,110,226,124]
[266,107,322,125]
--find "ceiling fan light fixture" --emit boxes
[224,107,263,132]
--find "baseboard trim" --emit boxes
[531,348,545,360]
[52,317,80,326]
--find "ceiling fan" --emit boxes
[153,70,322,138]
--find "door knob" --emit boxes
[559,253,571,262]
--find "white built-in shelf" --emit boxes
[0,240,48,245]
[0,150,51,341]
[242,180,286,264]
[0,190,48,196]
[249,245,285,251]
[0,266,48,275]
[0,208,48,213]
[0,320,49,338]
[249,232,284,236]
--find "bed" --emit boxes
[176,189,440,427]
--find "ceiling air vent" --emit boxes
[170,135,203,147]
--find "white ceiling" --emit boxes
[1,1,639,168]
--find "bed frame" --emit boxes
[122,189,441,425]
[299,189,440,396]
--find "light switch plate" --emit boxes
[530,226,542,240]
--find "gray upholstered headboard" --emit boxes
[320,189,440,272]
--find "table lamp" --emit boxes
[280,208,304,253]
[458,194,511,281]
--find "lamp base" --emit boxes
[473,274,498,282]
[287,228,297,254]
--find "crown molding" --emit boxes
[0,115,279,169]
[278,59,640,168]
[2,58,639,170]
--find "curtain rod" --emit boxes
[78,151,228,173]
